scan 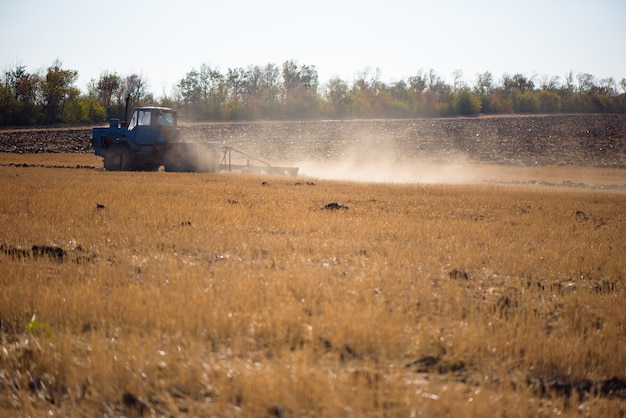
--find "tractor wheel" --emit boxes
[104,145,137,171]
[165,146,192,172]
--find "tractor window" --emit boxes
[127,111,138,130]
[138,111,151,126]
[128,110,152,131]
[157,112,175,126]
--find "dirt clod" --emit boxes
[449,268,469,280]
[323,202,349,211]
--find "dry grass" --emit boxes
[0,157,624,417]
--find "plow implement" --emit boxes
[218,146,298,176]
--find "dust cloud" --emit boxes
[292,131,484,184]
[297,158,484,184]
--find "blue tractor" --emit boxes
[92,103,298,175]
[91,105,221,172]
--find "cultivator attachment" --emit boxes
[218,146,299,176]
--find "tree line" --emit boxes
[1,59,625,126]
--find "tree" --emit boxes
[452,88,482,115]
[226,67,248,102]
[179,70,200,100]
[347,68,388,117]
[536,90,561,113]
[387,80,416,117]
[223,67,251,119]
[473,71,494,96]
[94,71,122,108]
[282,60,320,118]
[597,77,618,96]
[200,64,226,118]
[0,84,18,125]
[61,85,89,123]
[4,64,27,100]
[538,74,560,91]
[282,60,318,92]
[408,70,427,93]
[323,77,351,118]
[502,73,535,93]
[511,90,539,113]
[422,69,453,116]
[563,71,575,93]
[41,59,78,123]
[2,64,41,124]
[576,73,595,94]
[262,63,282,101]
[452,69,466,92]
[282,60,299,95]
[257,63,282,117]
[125,73,148,105]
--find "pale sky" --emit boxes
[1,0,624,96]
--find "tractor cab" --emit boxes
[127,107,179,144]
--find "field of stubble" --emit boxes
[0,114,625,417]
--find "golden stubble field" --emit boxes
[0,155,625,417]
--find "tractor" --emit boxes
[91,103,298,175]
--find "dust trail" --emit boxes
[292,128,486,184]
[297,158,484,184]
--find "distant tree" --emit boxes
[388,80,416,117]
[2,64,41,124]
[282,60,320,118]
[484,88,513,114]
[258,63,282,117]
[538,74,560,91]
[350,68,383,117]
[452,88,482,115]
[425,69,436,90]
[3,58,626,124]
[244,65,262,98]
[423,69,453,116]
[226,67,248,102]
[41,59,78,123]
[282,60,300,95]
[323,77,351,118]
[222,67,251,119]
[94,71,122,108]
[4,64,27,100]
[61,85,89,123]
[234,64,283,119]
[473,71,494,96]
[452,69,466,92]
[590,93,612,112]
[0,84,18,125]
[408,70,427,93]
[511,90,539,113]
[597,77,618,96]
[576,72,595,94]
[536,90,561,113]
[562,71,576,94]
[207,66,227,118]
[502,73,535,93]
[125,73,148,105]
[178,69,202,119]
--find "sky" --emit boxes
[1,0,625,97]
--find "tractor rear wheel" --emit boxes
[165,145,193,172]
[104,145,137,171]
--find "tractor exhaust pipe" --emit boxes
[123,94,130,127]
